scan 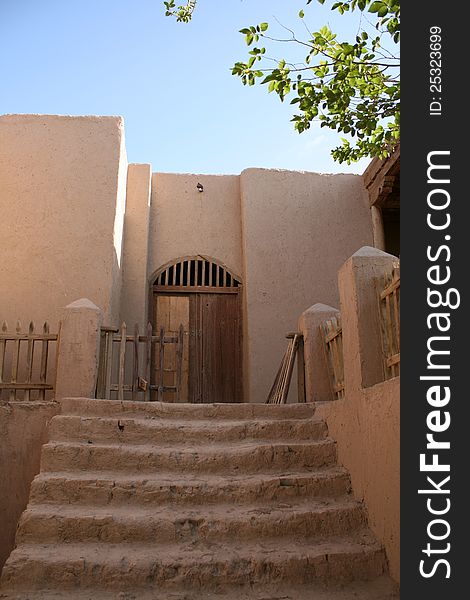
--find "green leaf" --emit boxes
[259,22,269,31]
[299,9,305,18]
[369,2,384,13]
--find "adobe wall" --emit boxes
[0,114,128,327]
[147,173,243,282]
[120,164,152,327]
[316,378,400,583]
[0,401,59,572]
[240,169,373,403]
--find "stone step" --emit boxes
[30,467,351,507]
[0,575,400,600]
[1,534,387,592]
[48,414,328,445]
[40,439,337,475]
[60,398,316,421]
[17,497,365,544]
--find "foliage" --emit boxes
[164,0,400,163]
[163,0,197,23]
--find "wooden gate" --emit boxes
[152,256,243,403]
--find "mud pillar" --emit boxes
[55,298,103,400]
[298,303,340,403]
[338,246,398,392]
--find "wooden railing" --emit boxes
[321,316,345,400]
[0,320,58,401]
[96,322,184,402]
[379,264,400,379]
[266,332,306,404]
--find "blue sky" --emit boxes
[1,0,372,174]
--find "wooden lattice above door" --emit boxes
[153,256,241,291]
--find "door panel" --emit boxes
[188,294,201,403]
[155,291,242,404]
[154,295,189,402]
[200,294,242,403]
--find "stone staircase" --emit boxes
[0,398,399,599]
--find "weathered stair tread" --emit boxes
[17,496,366,543]
[30,467,351,505]
[0,575,400,600]
[48,414,328,444]
[1,532,386,590]
[1,399,397,598]
[40,439,337,474]
[60,398,317,420]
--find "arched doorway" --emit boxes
[151,256,243,403]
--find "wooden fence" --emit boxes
[378,265,400,379]
[96,322,184,402]
[321,316,345,400]
[266,332,306,404]
[0,321,58,401]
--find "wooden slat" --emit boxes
[96,330,106,399]
[149,385,178,392]
[0,383,53,390]
[208,262,213,287]
[24,321,35,401]
[320,323,335,401]
[104,330,113,400]
[378,266,400,379]
[380,276,400,299]
[322,317,344,401]
[297,335,306,403]
[0,319,57,401]
[153,285,239,295]
[137,334,179,343]
[384,294,395,376]
[324,326,342,344]
[0,333,57,341]
[0,321,7,385]
[145,322,152,401]
[158,326,165,402]
[387,353,401,367]
[184,260,189,286]
[132,324,139,401]
[266,334,302,404]
[176,324,184,403]
[281,335,299,403]
[10,321,21,401]
[266,360,284,404]
[118,322,126,401]
[110,384,133,392]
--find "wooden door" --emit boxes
[189,293,242,403]
[154,291,242,403]
[154,295,189,402]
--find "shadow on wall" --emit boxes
[0,401,59,572]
